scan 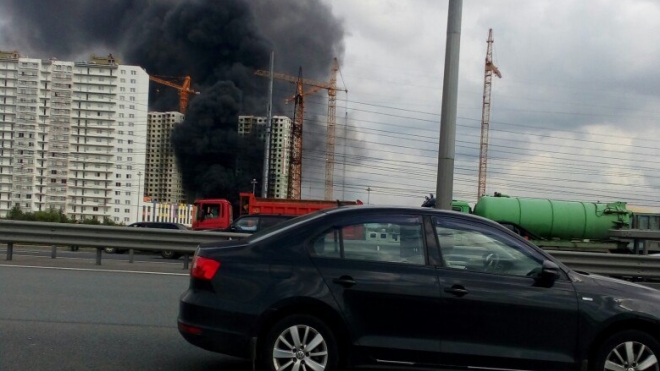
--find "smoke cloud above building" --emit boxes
[0,0,353,201]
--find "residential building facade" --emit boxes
[237,115,292,199]
[0,51,148,223]
[145,111,185,204]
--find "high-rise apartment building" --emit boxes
[237,115,267,138]
[145,111,185,204]
[237,115,291,199]
[0,51,148,223]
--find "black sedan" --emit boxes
[178,205,660,371]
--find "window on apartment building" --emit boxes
[115,191,120,196]
[125,192,131,196]
[115,182,121,187]
[116,174,121,178]
[93,207,99,211]
[130,79,136,84]
[128,114,134,118]
[115,208,120,212]
[114,200,120,204]
[126,174,131,179]
[130,88,135,93]
[125,200,130,205]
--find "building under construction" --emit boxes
[238,115,292,199]
[145,111,186,204]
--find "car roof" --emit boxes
[235,214,295,218]
[312,205,503,226]
[130,222,188,228]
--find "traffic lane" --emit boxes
[1,320,249,371]
[0,265,251,371]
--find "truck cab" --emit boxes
[192,199,233,230]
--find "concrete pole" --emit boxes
[436,0,463,210]
[261,51,275,198]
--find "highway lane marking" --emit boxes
[0,264,189,276]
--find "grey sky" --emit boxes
[320,0,660,210]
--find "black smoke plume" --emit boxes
[0,0,351,204]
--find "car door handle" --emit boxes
[444,286,468,297]
[332,276,356,288]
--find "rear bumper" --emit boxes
[178,290,255,359]
[177,319,251,358]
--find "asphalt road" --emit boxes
[0,257,251,371]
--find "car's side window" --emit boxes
[311,215,426,265]
[434,217,542,277]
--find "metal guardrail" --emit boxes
[0,220,249,268]
[548,250,660,279]
[4,222,660,279]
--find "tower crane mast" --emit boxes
[477,29,502,200]
[255,58,345,200]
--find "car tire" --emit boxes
[592,330,660,371]
[160,250,181,259]
[260,314,339,371]
[104,247,117,254]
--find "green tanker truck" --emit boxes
[472,193,632,251]
[423,193,636,252]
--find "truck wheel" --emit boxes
[160,250,181,259]
[592,330,660,371]
[260,314,338,371]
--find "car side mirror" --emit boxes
[539,260,560,281]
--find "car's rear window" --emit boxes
[246,211,327,242]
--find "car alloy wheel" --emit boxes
[595,331,660,371]
[272,324,328,371]
[604,341,658,371]
[263,314,338,371]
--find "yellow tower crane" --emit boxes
[255,58,345,200]
[477,29,502,200]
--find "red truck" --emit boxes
[192,192,363,230]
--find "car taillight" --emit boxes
[191,255,220,280]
